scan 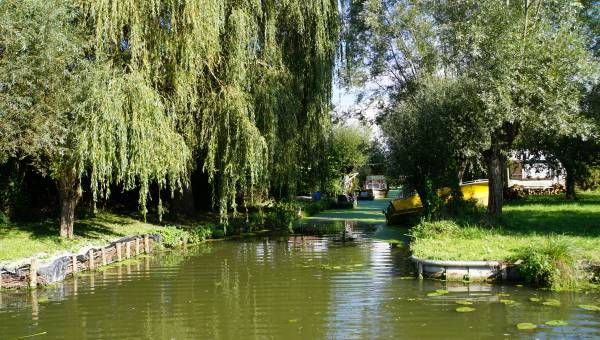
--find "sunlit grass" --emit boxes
[0,212,159,263]
[411,191,600,262]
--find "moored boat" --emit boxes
[384,180,489,224]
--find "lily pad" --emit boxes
[542,299,561,307]
[516,323,537,330]
[500,299,515,305]
[455,300,473,305]
[545,320,568,326]
[427,289,449,297]
[288,319,299,324]
[529,297,541,302]
[497,293,511,297]
[456,307,476,313]
[579,304,600,311]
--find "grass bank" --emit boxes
[410,191,600,288]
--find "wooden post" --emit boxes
[88,249,95,270]
[29,258,38,288]
[417,262,423,280]
[126,241,131,259]
[116,243,122,262]
[144,234,150,254]
[101,248,107,266]
[135,238,140,256]
[72,255,78,274]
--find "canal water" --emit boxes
[1,201,600,339]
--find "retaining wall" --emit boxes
[0,234,160,289]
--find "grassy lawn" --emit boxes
[0,212,161,263]
[410,191,600,263]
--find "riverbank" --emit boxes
[0,212,166,263]
[410,192,600,288]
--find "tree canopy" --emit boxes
[343,0,599,216]
[0,0,340,237]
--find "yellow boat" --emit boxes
[384,180,489,224]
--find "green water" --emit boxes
[1,199,600,339]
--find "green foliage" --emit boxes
[382,77,487,211]
[154,224,218,248]
[409,220,461,240]
[301,199,336,217]
[323,123,370,194]
[344,0,599,215]
[512,241,578,290]
[0,211,9,225]
[264,202,301,232]
[152,226,189,248]
[82,0,340,216]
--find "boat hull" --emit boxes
[384,181,489,224]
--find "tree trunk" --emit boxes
[486,143,504,217]
[58,171,82,239]
[565,167,577,200]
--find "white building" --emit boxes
[507,151,565,189]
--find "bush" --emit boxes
[187,224,215,243]
[512,241,577,290]
[0,211,9,225]
[301,199,334,217]
[264,202,300,231]
[154,224,220,248]
[154,225,190,248]
[409,219,461,239]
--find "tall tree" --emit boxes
[82,0,340,218]
[0,0,190,237]
[343,0,598,216]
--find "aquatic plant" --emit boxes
[512,241,577,290]
[456,307,475,312]
[516,323,537,330]
[545,320,568,326]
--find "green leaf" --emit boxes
[545,320,568,326]
[578,304,600,311]
[542,299,561,307]
[456,307,476,313]
[516,323,537,330]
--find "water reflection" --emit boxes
[1,225,600,339]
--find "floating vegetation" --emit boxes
[542,299,561,307]
[529,297,541,302]
[427,289,449,297]
[455,300,473,305]
[500,300,515,305]
[578,304,600,311]
[456,307,475,313]
[497,293,510,297]
[545,320,568,326]
[516,323,537,330]
[288,319,299,324]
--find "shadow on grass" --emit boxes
[0,213,135,241]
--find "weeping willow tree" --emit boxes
[0,0,190,238]
[81,0,340,219]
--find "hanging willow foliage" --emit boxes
[80,0,339,220]
[77,68,190,217]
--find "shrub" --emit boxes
[264,202,300,231]
[301,199,335,217]
[154,225,190,248]
[0,211,9,225]
[512,241,577,290]
[187,224,215,243]
[409,219,461,239]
